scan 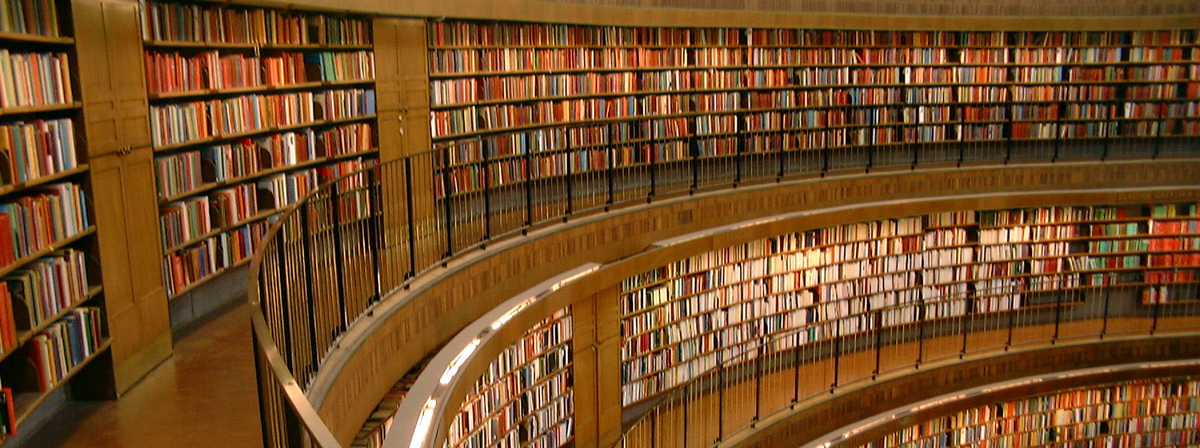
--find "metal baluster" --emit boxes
[329,182,349,331]
[299,203,321,375]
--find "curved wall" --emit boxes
[837,373,1200,448]
[312,160,1199,445]
[237,0,1199,30]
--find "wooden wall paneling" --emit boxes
[74,0,172,393]
[572,285,622,448]
[326,163,1200,445]
[374,17,431,161]
[397,19,432,160]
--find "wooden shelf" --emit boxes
[158,148,379,205]
[167,256,253,301]
[143,40,371,50]
[0,166,90,198]
[148,79,375,101]
[162,208,282,255]
[0,31,74,45]
[0,102,81,118]
[11,339,113,428]
[152,114,377,153]
[0,227,96,279]
[0,286,103,365]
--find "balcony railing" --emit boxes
[245,120,1200,448]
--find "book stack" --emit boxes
[857,377,1200,448]
[142,0,378,299]
[444,307,573,448]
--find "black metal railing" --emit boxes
[245,119,1200,448]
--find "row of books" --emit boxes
[618,205,1200,404]
[28,306,103,391]
[140,0,371,45]
[0,183,88,267]
[149,88,375,148]
[153,122,374,199]
[164,221,266,296]
[0,248,88,350]
[0,50,73,109]
[857,378,1200,448]
[0,118,76,188]
[428,24,1194,49]
[144,50,375,95]
[445,308,573,448]
[430,96,1199,141]
[0,0,59,37]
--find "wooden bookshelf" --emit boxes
[421,23,1200,202]
[139,0,381,299]
[856,376,1200,448]
[444,306,575,448]
[0,0,122,440]
[618,203,1200,406]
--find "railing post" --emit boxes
[690,135,699,193]
[606,124,616,208]
[565,137,574,218]
[1006,292,1016,349]
[735,112,744,186]
[483,144,493,241]
[873,309,882,378]
[1151,301,1161,335]
[1100,286,1111,339]
[404,158,418,279]
[1052,287,1064,342]
[328,182,350,332]
[274,232,293,369]
[717,362,725,442]
[753,341,762,424]
[777,131,786,181]
[792,332,801,403]
[525,135,535,227]
[831,319,841,391]
[365,166,383,301]
[440,145,455,259]
[648,133,658,200]
[299,202,322,375]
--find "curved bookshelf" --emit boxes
[855,376,1200,448]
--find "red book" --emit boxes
[0,213,13,267]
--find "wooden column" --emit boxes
[73,0,172,394]
[574,284,624,448]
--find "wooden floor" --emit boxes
[24,303,263,448]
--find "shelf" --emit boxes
[158,148,379,205]
[0,166,90,198]
[0,227,96,279]
[148,79,375,101]
[143,40,372,50]
[0,102,81,118]
[152,114,377,153]
[12,339,113,428]
[167,256,253,301]
[0,286,103,365]
[0,31,74,45]
[162,208,283,254]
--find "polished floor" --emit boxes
[25,304,263,448]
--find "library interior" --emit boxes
[0,0,1197,447]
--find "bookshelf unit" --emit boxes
[857,376,1200,448]
[138,0,379,298]
[618,203,1200,406]
[0,0,115,441]
[425,23,1200,215]
[444,307,574,448]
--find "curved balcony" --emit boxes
[245,119,1200,448]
